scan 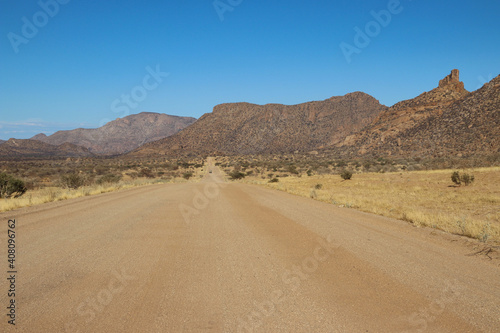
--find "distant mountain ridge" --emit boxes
[31,112,196,155]
[131,92,387,156]
[0,138,93,158]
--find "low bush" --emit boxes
[97,174,122,185]
[0,173,27,198]
[340,170,353,180]
[451,171,475,186]
[60,173,85,189]
[229,171,246,180]
[139,168,155,178]
[269,178,279,183]
[182,172,194,180]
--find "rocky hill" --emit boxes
[337,70,499,158]
[32,112,196,155]
[131,92,387,156]
[340,70,469,152]
[0,139,94,158]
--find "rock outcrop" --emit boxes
[337,69,470,155]
[438,69,465,92]
[336,70,499,158]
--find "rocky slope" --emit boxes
[0,139,94,158]
[131,92,387,156]
[32,112,196,155]
[338,70,499,158]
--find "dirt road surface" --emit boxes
[1,159,499,332]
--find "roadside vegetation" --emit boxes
[0,157,206,212]
[219,154,500,243]
[3,153,499,243]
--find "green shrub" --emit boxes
[287,165,299,174]
[97,174,122,185]
[314,183,323,190]
[269,178,279,183]
[139,168,155,178]
[0,173,27,198]
[182,172,194,180]
[60,173,85,189]
[451,171,475,186]
[336,160,347,168]
[229,171,246,180]
[340,170,353,180]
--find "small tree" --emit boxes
[451,171,475,186]
[340,170,353,180]
[0,173,27,198]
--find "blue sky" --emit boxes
[1,0,499,139]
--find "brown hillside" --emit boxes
[338,70,499,158]
[340,69,470,153]
[131,92,387,156]
[376,74,500,157]
[0,139,94,158]
[31,112,196,155]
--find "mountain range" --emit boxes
[131,92,387,157]
[31,112,196,155]
[2,69,498,159]
[0,138,93,159]
[131,69,499,158]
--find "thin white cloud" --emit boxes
[0,120,95,140]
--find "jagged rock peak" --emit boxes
[438,69,465,91]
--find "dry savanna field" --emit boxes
[0,157,207,212]
[244,167,500,243]
[1,156,499,244]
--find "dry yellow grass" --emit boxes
[0,178,186,213]
[245,167,500,243]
